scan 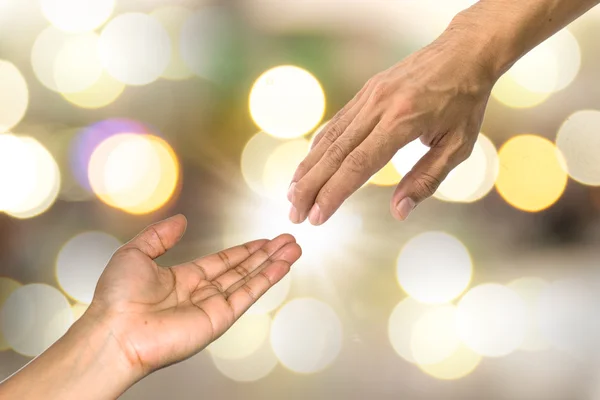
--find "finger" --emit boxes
[120,214,187,259]
[212,234,296,293]
[180,239,268,281]
[288,81,374,197]
[307,122,414,226]
[289,107,379,223]
[390,135,472,221]
[227,243,302,318]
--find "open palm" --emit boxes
[89,215,301,376]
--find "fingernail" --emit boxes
[308,204,321,225]
[287,182,296,202]
[396,198,416,221]
[289,206,300,224]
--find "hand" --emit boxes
[287,28,496,225]
[86,214,302,377]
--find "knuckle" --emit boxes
[344,148,370,174]
[370,82,389,104]
[322,122,345,145]
[324,143,347,168]
[412,172,441,197]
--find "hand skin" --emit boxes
[288,0,600,226]
[0,215,301,399]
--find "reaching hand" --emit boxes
[287,29,495,225]
[87,214,302,376]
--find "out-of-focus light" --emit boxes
[0,283,74,357]
[211,333,278,382]
[492,73,551,109]
[463,134,499,202]
[496,135,567,212]
[456,283,527,357]
[388,297,433,364]
[32,27,103,93]
[241,131,285,196]
[508,277,550,352]
[70,119,149,191]
[151,6,194,81]
[249,65,326,139]
[56,232,122,304]
[61,71,125,109]
[411,305,460,366]
[0,60,28,132]
[88,133,179,214]
[208,313,271,360]
[369,161,401,187]
[556,110,600,186]
[0,278,22,351]
[396,231,472,304]
[537,279,598,358]
[271,298,342,374]
[71,303,89,322]
[262,139,310,202]
[98,13,171,85]
[391,139,429,177]
[41,0,114,33]
[247,274,292,315]
[0,135,61,219]
[307,120,329,149]
[417,343,482,381]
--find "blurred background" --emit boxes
[2,0,600,399]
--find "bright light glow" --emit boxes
[56,232,122,304]
[457,283,527,357]
[556,110,600,186]
[0,284,73,357]
[388,297,433,364]
[369,161,401,187]
[41,0,114,33]
[0,60,28,132]
[417,343,482,381]
[391,139,429,177]
[32,27,103,93]
[250,65,326,139]
[537,279,597,358]
[492,73,551,109]
[71,303,89,322]
[496,135,567,212]
[308,120,329,149]
[241,131,286,196]
[411,305,460,366]
[0,278,22,351]
[396,231,472,304]
[151,6,194,81]
[88,134,179,214]
[262,139,310,202]
[271,298,342,373]
[0,135,61,219]
[248,274,292,315]
[211,333,278,382]
[508,277,550,352]
[61,70,125,109]
[208,313,271,360]
[463,134,500,202]
[98,13,171,85]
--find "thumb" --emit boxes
[391,144,467,221]
[122,214,188,259]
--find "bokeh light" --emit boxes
[388,297,433,364]
[417,343,482,381]
[41,0,114,33]
[0,283,73,357]
[249,65,326,139]
[0,278,22,351]
[0,134,61,219]
[262,139,310,201]
[241,131,285,196]
[211,333,279,382]
[411,305,460,366]
[492,73,551,109]
[456,283,527,357]
[98,13,171,85]
[391,138,429,177]
[56,231,122,304]
[247,274,292,315]
[556,110,600,186]
[396,231,472,304]
[369,161,401,187]
[271,298,342,374]
[88,133,179,214]
[61,70,125,109]
[496,134,567,212]
[208,313,271,360]
[151,6,194,81]
[71,303,89,322]
[463,134,500,202]
[508,277,550,352]
[0,60,28,132]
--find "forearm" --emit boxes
[0,314,140,400]
[446,0,600,79]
